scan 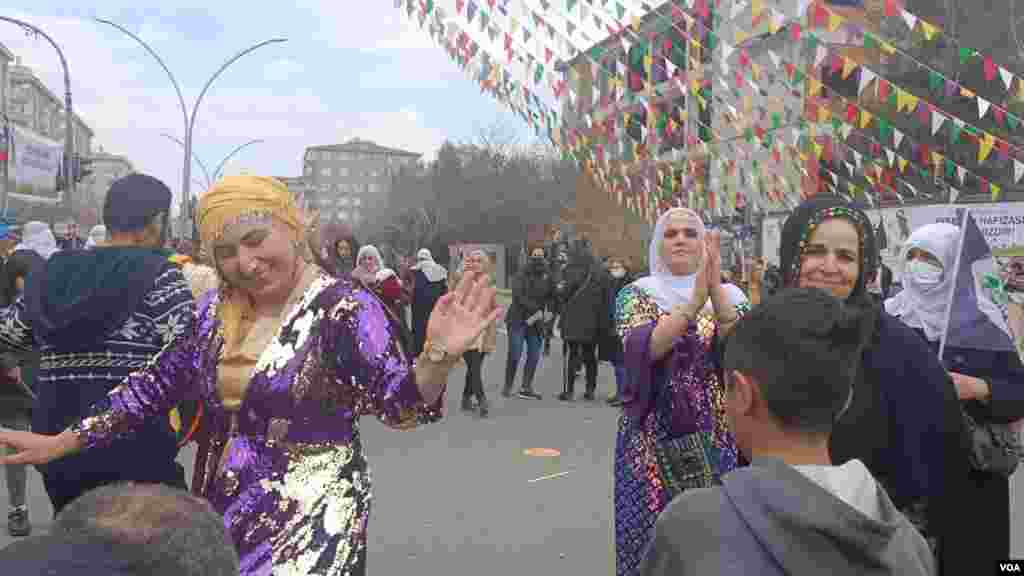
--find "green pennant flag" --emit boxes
[772,112,782,130]
[887,90,897,108]
[832,118,842,134]
[568,0,578,11]
[804,34,819,53]
[762,134,774,149]
[793,69,804,84]
[959,47,973,65]
[1008,114,1020,131]
[928,71,943,92]
[425,0,433,13]
[616,2,626,19]
[534,64,544,84]
[945,158,955,179]
[744,127,754,143]
[864,32,878,51]
[878,117,891,142]
[705,32,717,51]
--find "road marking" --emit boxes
[523,448,561,457]
[528,470,573,483]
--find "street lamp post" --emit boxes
[0,17,76,219]
[160,132,213,190]
[160,133,264,192]
[95,18,285,239]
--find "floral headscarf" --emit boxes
[780,196,878,305]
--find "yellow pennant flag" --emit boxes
[752,62,761,81]
[819,105,832,123]
[644,53,653,75]
[842,57,858,79]
[807,76,822,96]
[961,86,976,99]
[632,15,642,31]
[920,21,938,41]
[895,89,908,112]
[880,41,896,56]
[743,94,753,112]
[931,151,943,169]
[992,183,1002,201]
[898,157,908,172]
[735,29,749,44]
[812,142,823,158]
[752,0,763,19]
[979,133,995,163]
[828,12,843,32]
[860,109,873,129]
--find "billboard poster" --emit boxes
[11,124,62,202]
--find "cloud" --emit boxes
[263,57,304,82]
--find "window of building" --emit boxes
[339,197,350,206]
[352,197,362,207]
[368,182,380,195]
[339,211,350,220]
[320,167,330,177]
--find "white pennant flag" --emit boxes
[721,42,736,63]
[666,59,677,77]
[731,0,748,20]
[841,123,853,140]
[1015,159,1024,184]
[885,148,895,166]
[830,172,839,186]
[1000,67,1015,91]
[957,165,966,184]
[901,9,918,31]
[948,187,959,204]
[844,161,854,175]
[932,110,946,135]
[858,68,876,95]
[815,45,828,68]
[768,50,781,70]
[797,0,811,18]
[852,150,862,169]
[893,129,904,149]
[978,97,991,119]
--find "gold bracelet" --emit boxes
[717,313,740,325]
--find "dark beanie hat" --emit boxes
[103,173,173,233]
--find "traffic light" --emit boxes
[72,155,94,183]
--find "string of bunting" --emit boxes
[399,0,1024,221]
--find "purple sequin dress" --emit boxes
[612,283,745,576]
[71,270,443,575]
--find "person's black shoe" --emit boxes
[461,397,475,412]
[583,391,596,402]
[558,392,574,402]
[501,385,513,398]
[478,397,490,417]
[8,508,30,537]
[518,389,542,400]
[607,396,624,407]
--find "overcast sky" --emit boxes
[2,2,533,211]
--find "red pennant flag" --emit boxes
[919,144,930,165]
[918,102,930,125]
[884,0,899,17]
[998,138,1010,157]
[739,49,750,67]
[456,0,465,13]
[830,53,843,74]
[815,2,829,27]
[505,33,512,50]
[877,79,890,100]
[994,107,1006,126]
[784,62,796,78]
[847,103,858,123]
[545,48,552,63]
[984,57,997,82]
[790,23,802,41]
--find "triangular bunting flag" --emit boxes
[1000,67,1014,91]
[901,9,917,30]
[957,165,967,184]
[978,97,991,119]
[979,133,995,163]
[885,148,895,166]
[1016,159,1024,184]
[893,129,904,149]
[858,68,876,95]
[949,187,959,204]
[931,110,945,135]
[897,157,908,172]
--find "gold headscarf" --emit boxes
[198,175,306,350]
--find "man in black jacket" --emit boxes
[556,242,610,401]
[504,246,554,399]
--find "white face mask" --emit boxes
[906,259,943,287]
[610,268,626,279]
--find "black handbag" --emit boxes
[962,407,1022,477]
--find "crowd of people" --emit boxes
[0,172,1017,575]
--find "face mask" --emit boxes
[906,259,943,287]
[610,269,626,279]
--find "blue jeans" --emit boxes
[505,322,542,392]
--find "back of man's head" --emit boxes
[54,483,238,576]
[102,174,171,236]
[724,287,871,437]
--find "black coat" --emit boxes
[557,264,610,343]
[599,272,635,362]
[506,264,553,327]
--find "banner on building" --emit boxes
[11,124,62,202]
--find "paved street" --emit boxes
[2,333,1024,574]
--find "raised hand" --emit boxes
[426,271,503,357]
[686,242,710,316]
[0,428,79,466]
[705,230,723,293]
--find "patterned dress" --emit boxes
[613,283,746,576]
[70,269,443,575]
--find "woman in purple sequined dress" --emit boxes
[613,208,748,576]
[0,175,501,576]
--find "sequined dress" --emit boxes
[613,283,745,576]
[71,268,443,575]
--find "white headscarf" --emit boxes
[633,207,746,312]
[85,224,107,249]
[353,244,383,286]
[884,223,960,342]
[14,221,59,260]
[413,248,448,283]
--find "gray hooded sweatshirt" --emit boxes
[639,457,935,576]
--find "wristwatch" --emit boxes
[423,340,451,364]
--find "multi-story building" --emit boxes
[302,138,421,226]
[79,148,134,226]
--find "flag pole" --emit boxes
[938,208,971,360]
